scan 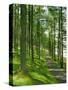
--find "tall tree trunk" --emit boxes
[13,5,17,53]
[58,8,61,63]
[53,18,56,60]
[60,7,63,68]
[36,7,40,60]
[37,20,40,60]
[28,5,31,56]
[58,7,63,68]
[30,5,34,63]
[20,4,26,71]
[38,7,40,60]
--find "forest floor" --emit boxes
[9,49,66,86]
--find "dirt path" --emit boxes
[45,55,66,83]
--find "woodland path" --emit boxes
[45,54,66,83]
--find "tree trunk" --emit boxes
[30,5,34,63]
[20,4,26,71]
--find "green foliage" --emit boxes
[9,4,66,85]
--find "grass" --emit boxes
[9,60,57,86]
[9,48,59,86]
[10,69,57,86]
[29,71,57,84]
[13,72,33,86]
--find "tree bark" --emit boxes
[20,4,26,71]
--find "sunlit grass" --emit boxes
[13,72,33,86]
